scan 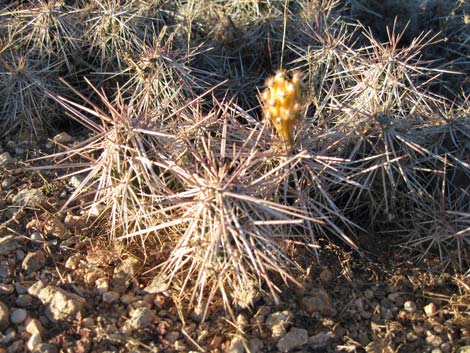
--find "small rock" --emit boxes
[95,278,109,294]
[31,343,58,353]
[227,336,245,353]
[36,285,86,322]
[404,300,417,313]
[319,268,333,282]
[277,328,308,352]
[127,307,155,330]
[143,275,169,294]
[190,305,206,323]
[248,338,264,353]
[53,132,73,144]
[364,289,374,300]
[28,281,45,297]
[68,176,83,189]
[406,332,419,342]
[365,341,382,353]
[387,292,403,305]
[431,349,442,353]
[64,254,81,270]
[265,310,293,338]
[10,308,27,324]
[102,291,119,304]
[16,294,33,307]
[0,301,9,329]
[1,177,15,190]
[165,331,180,344]
[7,340,23,353]
[457,347,470,353]
[308,331,335,348]
[426,334,443,347]
[12,189,45,207]
[174,339,187,352]
[22,251,46,272]
[0,284,14,294]
[301,288,335,316]
[30,232,44,242]
[0,152,13,167]
[27,333,42,351]
[25,318,44,335]
[424,303,438,317]
[0,235,19,255]
[440,342,452,353]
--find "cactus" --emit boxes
[261,70,303,150]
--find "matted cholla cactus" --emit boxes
[261,70,303,150]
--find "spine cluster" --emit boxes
[261,70,302,149]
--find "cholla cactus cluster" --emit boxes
[261,70,303,149]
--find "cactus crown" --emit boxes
[261,70,303,150]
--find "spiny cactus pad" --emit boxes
[261,70,302,149]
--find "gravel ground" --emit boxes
[1,135,470,353]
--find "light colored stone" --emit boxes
[0,235,19,255]
[36,285,86,322]
[126,307,155,330]
[404,300,417,313]
[25,318,44,335]
[0,152,13,167]
[28,280,45,296]
[143,275,169,294]
[266,310,293,338]
[12,189,44,207]
[457,346,470,353]
[424,303,437,317]
[22,251,46,272]
[53,132,73,144]
[31,343,58,353]
[277,328,308,352]
[27,334,42,351]
[10,308,27,324]
[0,284,14,296]
[0,301,9,329]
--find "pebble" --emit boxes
[12,189,45,207]
[426,334,443,347]
[424,303,438,317]
[265,310,293,338]
[0,284,14,295]
[25,318,44,335]
[102,291,120,303]
[457,347,470,353]
[127,307,155,330]
[7,339,23,353]
[364,289,374,300]
[36,285,86,321]
[227,336,245,353]
[165,331,180,344]
[301,288,335,316]
[0,152,13,167]
[30,232,44,242]
[190,305,206,323]
[248,338,264,353]
[1,177,15,189]
[174,339,187,352]
[16,294,33,307]
[28,281,45,297]
[27,333,42,351]
[0,301,9,329]
[308,331,335,348]
[31,343,58,353]
[404,300,417,313]
[22,251,46,273]
[277,327,308,352]
[10,308,27,324]
[0,235,19,255]
[53,132,73,144]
